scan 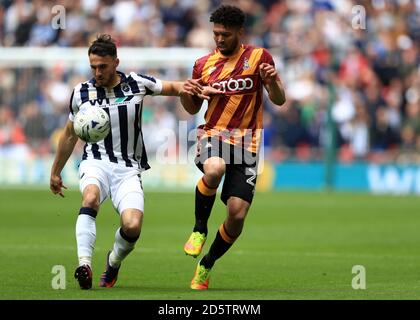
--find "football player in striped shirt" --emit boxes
[180,5,286,290]
[50,34,211,289]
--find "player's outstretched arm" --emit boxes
[260,63,286,106]
[161,79,222,114]
[50,120,78,197]
[180,80,223,114]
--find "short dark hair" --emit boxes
[88,34,117,57]
[210,5,245,28]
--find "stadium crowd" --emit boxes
[0,0,419,163]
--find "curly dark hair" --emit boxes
[210,5,245,28]
[88,34,117,57]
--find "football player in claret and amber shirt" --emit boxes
[180,5,286,290]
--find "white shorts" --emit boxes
[78,159,144,214]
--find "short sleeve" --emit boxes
[260,48,280,81]
[135,73,163,96]
[192,61,201,80]
[261,48,275,66]
[68,89,78,122]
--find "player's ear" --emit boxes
[115,58,120,68]
[238,27,245,38]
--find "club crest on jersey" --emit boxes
[243,58,250,71]
[88,91,97,100]
[121,83,130,92]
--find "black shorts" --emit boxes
[195,138,259,205]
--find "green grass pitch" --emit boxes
[0,188,419,300]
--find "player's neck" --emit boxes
[219,44,244,58]
[102,74,121,89]
[109,74,121,89]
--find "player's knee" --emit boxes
[82,192,100,210]
[227,199,249,221]
[204,160,225,185]
[121,222,141,239]
[121,210,143,238]
[229,210,247,223]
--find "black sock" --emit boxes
[200,225,237,269]
[193,186,216,236]
[119,227,140,243]
[79,207,97,218]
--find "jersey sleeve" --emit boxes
[192,59,205,85]
[260,48,275,66]
[135,73,163,96]
[192,61,201,80]
[260,49,280,81]
[68,88,79,122]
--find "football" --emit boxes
[73,104,110,143]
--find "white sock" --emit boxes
[109,228,137,268]
[75,214,96,267]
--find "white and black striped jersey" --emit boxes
[68,71,163,171]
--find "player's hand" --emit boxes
[50,174,67,198]
[259,63,278,84]
[182,79,223,100]
[182,79,204,97]
[198,86,223,100]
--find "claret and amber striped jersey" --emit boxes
[192,44,279,153]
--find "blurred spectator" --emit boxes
[0,105,29,159]
[19,102,46,142]
[348,101,370,159]
[28,2,58,46]
[0,0,419,163]
[370,106,400,151]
